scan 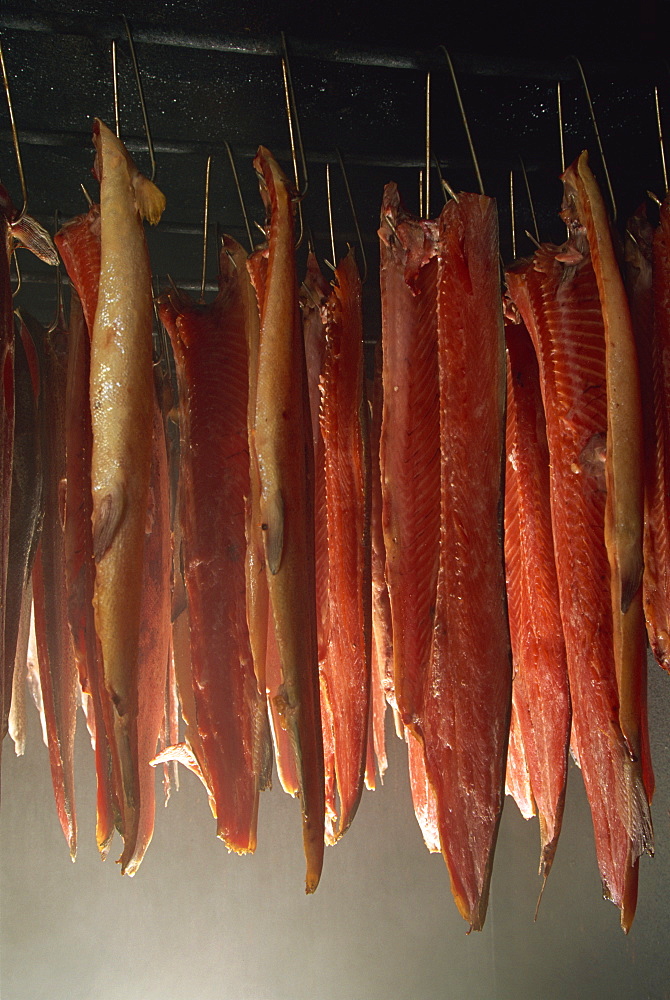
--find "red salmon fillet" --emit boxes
[31,314,78,858]
[503,314,570,881]
[507,222,652,930]
[319,249,371,840]
[378,184,440,729]
[158,244,265,854]
[627,201,670,671]
[419,193,511,932]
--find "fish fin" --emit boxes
[133,174,166,226]
[12,214,59,265]
[93,484,126,562]
[262,489,284,575]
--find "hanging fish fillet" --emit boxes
[503,311,570,882]
[506,160,652,930]
[30,311,78,858]
[419,193,510,932]
[318,248,371,839]
[89,118,165,867]
[626,201,670,672]
[157,239,267,854]
[252,146,324,890]
[2,314,43,766]
[378,184,440,730]
[55,205,101,333]
[124,391,171,874]
[563,154,650,793]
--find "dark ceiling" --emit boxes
[0,1,666,328]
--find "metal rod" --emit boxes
[326,162,336,268]
[509,169,516,261]
[557,80,565,174]
[419,169,424,220]
[200,154,212,302]
[655,86,668,198]
[572,55,616,220]
[122,14,157,182]
[80,182,93,207]
[336,148,367,284]
[111,39,120,138]
[224,141,254,253]
[280,32,308,198]
[439,45,484,195]
[425,70,431,218]
[0,41,27,220]
[432,152,449,204]
[519,156,539,244]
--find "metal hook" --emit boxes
[519,156,539,245]
[325,162,336,270]
[122,14,157,182]
[280,32,308,200]
[111,39,121,139]
[47,210,63,334]
[438,46,484,196]
[441,177,460,203]
[10,248,21,298]
[200,155,212,303]
[432,152,449,205]
[224,141,254,254]
[509,169,516,261]
[80,183,93,208]
[425,70,431,218]
[335,148,367,285]
[655,86,668,199]
[0,41,28,222]
[571,55,616,221]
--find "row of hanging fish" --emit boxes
[0,116,666,934]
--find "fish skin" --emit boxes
[378,184,440,730]
[157,242,266,854]
[507,220,651,932]
[319,249,371,839]
[420,193,511,932]
[89,118,165,864]
[253,146,324,890]
[30,313,78,858]
[503,314,570,881]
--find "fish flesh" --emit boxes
[318,248,371,839]
[252,146,324,890]
[419,193,511,931]
[378,184,440,730]
[503,310,570,882]
[158,240,267,853]
[30,310,78,857]
[626,201,670,673]
[89,118,166,866]
[506,157,652,930]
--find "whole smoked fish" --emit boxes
[89,118,165,867]
[420,193,511,931]
[158,240,266,854]
[503,312,570,882]
[253,147,324,891]
[506,155,652,930]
